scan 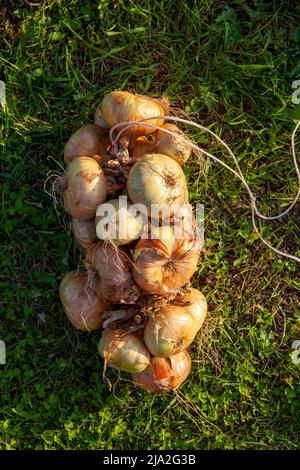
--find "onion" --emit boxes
[95,197,143,245]
[71,218,98,249]
[98,328,150,373]
[85,242,140,304]
[133,226,199,295]
[59,270,110,331]
[97,91,169,139]
[94,107,109,128]
[132,351,191,393]
[153,124,191,166]
[143,305,200,357]
[127,154,188,211]
[64,124,110,164]
[63,157,107,220]
[129,136,155,163]
[176,288,207,328]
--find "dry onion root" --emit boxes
[85,242,140,304]
[98,328,150,373]
[64,124,110,165]
[95,91,169,141]
[143,304,201,357]
[63,157,107,220]
[71,217,98,249]
[133,226,200,295]
[132,351,191,393]
[59,270,111,331]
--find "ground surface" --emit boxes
[0,0,300,450]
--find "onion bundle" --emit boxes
[57,89,207,395]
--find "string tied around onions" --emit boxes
[109,117,300,264]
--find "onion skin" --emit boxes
[98,91,168,139]
[64,157,107,220]
[132,351,191,393]
[59,270,110,331]
[176,288,207,328]
[129,136,155,163]
[64,124,110,164]
[154,124,191,166]
[94,107,109,128]
[71,218,98,249]
[133,226,200,295]
[98,328,150,373]
[127,154,188,210]
[144,305,200,357]
[85,242,140,304]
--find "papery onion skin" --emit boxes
[133,226,200,295]
[132,351,191,393]
[71,218,98,249]
[99,91,168,139]
[95,198,142,245]
[154,124,191,166]
[98,328,150,373]
[85,242,140,304]
[64,124,110,164]
[176,288,207,329]
[94,107,109,128]
[144,305,200,357]
[59,270,110,331]
[127,154,188,210]
[63,157,107,220]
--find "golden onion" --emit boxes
[143,304,200,357]
[129,136,155,163]
[64,124,110,165]
[176,288,207,328]
[63,157,107,220]
[85,242,140,304]
[97,91,168,139]
[154,123,191,165]
[59,270,110,331]
[127,154,188,211]
[98,328,150,373]
[133,226,199,295]
[132,351,191,393]
[71,218,98,249]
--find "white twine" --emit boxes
[109,117,300,264]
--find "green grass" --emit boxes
[1,0,300,450]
